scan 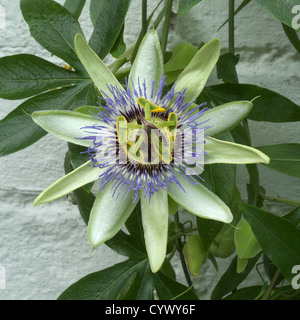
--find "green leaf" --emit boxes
[204,83,300,122]
[64,0,86,19]
[88,187,138,247]
[282,23,300,54]
[223,286,263,300]
[211,254,261,300]
[256,144,300,178]
[140,189,169,273]
[168,196,179,215]
[205,137,270,164]
[120,263,155,300]
[216,53,239,83]
[201,162,236,206]
[20,0,85,72]
[154,272,199,300]
[125,203,146,249]
[105,230,146,259]
[32,110,101,147]
[241,204,300,282]
[236,257,248,274]
[174,39,220,104]
[177,0,203,16]
[68,143,90,170]
[164,42,198,72]
[68,142,93,192]
[0,54,83,100]
[34,160,103,206]
[105,204,146,259]
[72,188,95,225]
[64,151,94,225]
[199,101,253,137]
[197,150,238,252]
[263,254,284,286]
[110,25,127,58]
[252,0,300,30]
[209,224,235,259]
[160,260,176,280]
[234,219,262,260]
[58,255,198,300]
[197,218,223,252]
[88,0,131,58]
[74,33,124,98]
[284,206,300,229]
[105,231,146,260]
[168,172,233,223]
[183,235,207,277]
[0,82,93,157]
[57,258,149,300]
[128,30,163,99]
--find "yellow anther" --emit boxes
[64,64,73,71]
[137,97,166,113]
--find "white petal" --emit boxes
[34,161,103,206]
[88,186,139,247]
[168,172,233,223]
[128,30,163,99]
[205,137,270,164]
[32,110,105,147]
[141,189,169,273]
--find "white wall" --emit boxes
[0,0,299,299]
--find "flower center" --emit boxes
[116,97,178,165]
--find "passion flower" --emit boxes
[32,30,269,272]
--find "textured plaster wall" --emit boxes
[0,0,299,300]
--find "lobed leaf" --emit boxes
[88,0,131,59]
[241,204,300,282]
[0,82,95,157]
[0,54,83,100]
[205,83,300,122]
[253,0,300,30]
[256,143,300,178]
[20,0,85,72]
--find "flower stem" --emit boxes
[174,213,194,289]
[259,193,300,207]
[142,0,148,38]
[228,0,235,54]
[161,0,173,61]
[261,269,282,300]
[228,0,261,206]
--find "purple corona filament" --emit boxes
[79,75,210,202]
